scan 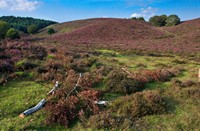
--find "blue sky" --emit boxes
[0,0,199,22]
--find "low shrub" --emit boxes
[0,61,14,72]
[110,91,166,117]
[172,80,197,87]
[46,61,62,70]
[172,59,186,64]
[49,48,57,53]
[86,112,133,129]
[80,72,103,88]
[29,45,47,60]
[70,59,93,72]
[37,67,48,73]
[105,69,142,94]
[45,89,100,128]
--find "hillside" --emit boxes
[36,18,200,54]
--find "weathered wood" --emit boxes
[122,67,135,78]
[199,69,200,81]
[20,99,46,117]
[47,81,59,95]
[66,73,82,98]
[94,100,109,106]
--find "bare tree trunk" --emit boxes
[19,99,46,118]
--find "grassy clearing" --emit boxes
[0,80,65,130]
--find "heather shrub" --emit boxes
[172,80,196,88]
[29,45,47,60]
[80,72,103,88]
[184,88,200,99]
[16,60,37,70]
[45,60,63,70]
[105,69,142,94]
[87,112,133,129]
[110,91,166,117]
[0,54,11,59]
[0,61,14,72]
[45,89,100,128]
[37,67,48,73]
[70,59,93,72]
[49,47,57,53]
[172,59,186,64]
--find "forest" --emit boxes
[0,16,57,33]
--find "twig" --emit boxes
[66,73,82,99]
[47,81,59,95]
[122,67,134,77]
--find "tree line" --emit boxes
[0,16,57,40]
[131,14,181,26]
[0,16,57,33]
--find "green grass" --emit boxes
[144,81,171,90]
[139,91,200,130]
[0,80,65,130]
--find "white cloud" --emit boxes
[130,6,158,20]
[0,0,41,11]
[131,13,142,18]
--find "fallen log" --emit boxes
[19,99,46,118]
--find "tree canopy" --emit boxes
[0,21,10,40]
[6,28,20,39]
[47,28,56,36]
[0,16,57,33]
[131,17,145,21]
[149,14,181,27]
[28,25,39,34]
[166,15,181,26]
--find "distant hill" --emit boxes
[33,18,200,54]
[0,16,57,33]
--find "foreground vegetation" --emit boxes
[0,39,199,130]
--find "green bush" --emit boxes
[47,28,55,36]
[131,17,145,21]
[149,15,167,27]
[0,21,10,39]
[105,69,142,94]
[166,15,180,26]
[110,91,166,117]
[27,24,38,34]
[6,28,20,39]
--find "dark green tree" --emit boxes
[137,17,145,21]
[149,15,167,27]
[131,17,137,20]
[27,24,38,34]
[0,21,10,40]
[131,17,145,21]
[6,28,20,39]
[166,15,180,26]
[47,28,55,36]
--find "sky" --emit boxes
[0,0,199,22]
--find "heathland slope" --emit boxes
[38,18,200,54]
